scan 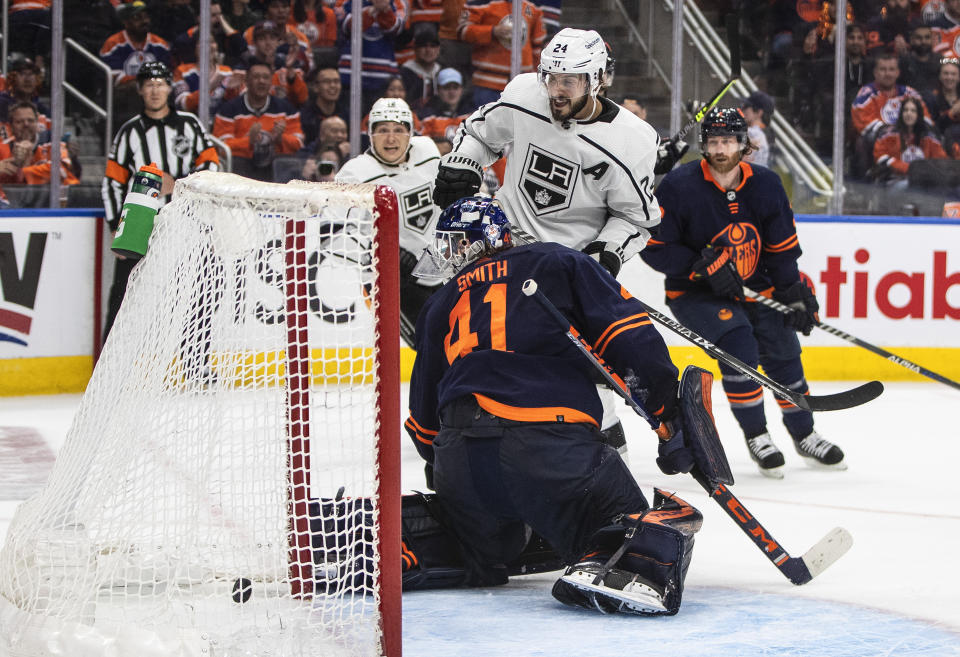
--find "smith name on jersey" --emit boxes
[448,72,661,262]
[336,135,442,257]
[404,242,678,462]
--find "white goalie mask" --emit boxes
[538,28,607,100]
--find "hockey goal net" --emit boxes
[0,172,401,657]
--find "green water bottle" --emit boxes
[111,162,164,259]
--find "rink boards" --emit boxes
[1,211,958,393]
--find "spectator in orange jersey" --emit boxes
[290,0,339,50]
[458,0,546,107]
[173,40,243,117]
[243,0,314,72]
[213,60,304,180]
[242,20,309,106]
[852,51,931,139]
[0,55,51,139]
[872,96,948,188]
[0,102,79,190]
[100,1,173,122]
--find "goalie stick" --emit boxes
[742,286,960,392]
[672,14,742,144]
[521,278,853,586]
[506,225,882,411]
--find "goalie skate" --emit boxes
[553,562,667,615]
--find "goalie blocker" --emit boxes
[309,488,701,615]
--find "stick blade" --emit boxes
[805,380,884,411]
[800,527,853,581]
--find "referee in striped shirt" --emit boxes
[101,61,220,341]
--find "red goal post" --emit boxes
[0,173,402,657]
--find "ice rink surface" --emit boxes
[2,381,959,656]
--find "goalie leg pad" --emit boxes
[310,493,563,592]
[680,365,734,486]
[552,490,702,616]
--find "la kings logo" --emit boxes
[401,184,434,233]
[520,145,579,215]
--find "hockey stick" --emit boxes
[742,287,960,392]
[521,278,853,586]
[691,469,853,586]
[632,298,883,412]
[507,226,882,411]
[672,14,742,143]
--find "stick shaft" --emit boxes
[743,288,960,391]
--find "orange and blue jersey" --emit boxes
[99,30,172,85]
[457,0,546,91]
[873,129,948,175]
[212,94,304,158]
[0,138,79,186]
[642,159,802,297]
[405,241,678,463]
[851,82,930,137]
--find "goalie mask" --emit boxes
[369,97,414,165]
[539,28,607,123]
[412,196,512,282]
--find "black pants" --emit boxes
[433,397,649,580]
[103,256,137,343]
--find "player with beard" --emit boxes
[431,27,661,454]
[640,107,847,479]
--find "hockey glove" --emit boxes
[399,247,419,279]
[433,153,483,210]
[655,409,694,476]
[774,280,820,336]
[654,137,689,175]
[583,241,622,278]
[691,246,743,300]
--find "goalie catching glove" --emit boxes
[774,279,820,336]
[691,246,743,300]
[433,153,483,210]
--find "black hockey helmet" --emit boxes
[700,107,748,151]
[136,61,172,86]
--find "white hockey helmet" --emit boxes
[538,28,607,97]
[368,97,414,133]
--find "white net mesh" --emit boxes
[0,173,394,657]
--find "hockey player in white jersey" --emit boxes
[336,97,443,346]
[432,28,662,449]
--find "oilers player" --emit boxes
[640,108,846,478]
[431,27,661,451]
[335,97,442,346]
[405,196,705,615]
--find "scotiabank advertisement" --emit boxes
[621,215,960,348]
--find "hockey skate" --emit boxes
[552,561,667,616]
[793,431,847,470]
[745,432,785,479]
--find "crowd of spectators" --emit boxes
[9,0,960,212]
[0,0,561,204]
[732,0,960,204]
